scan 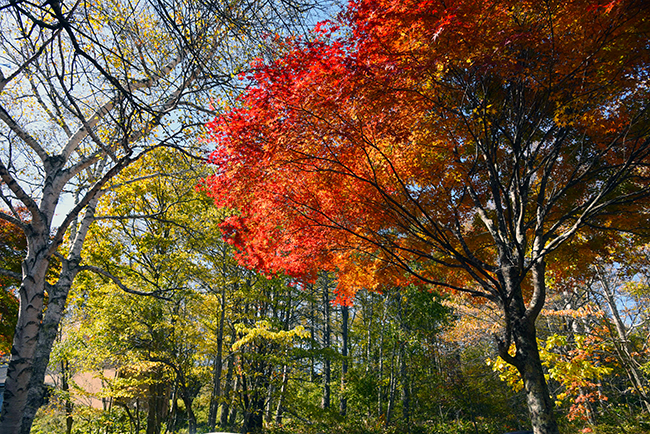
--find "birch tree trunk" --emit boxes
[275,364,289,424]
[377,295,387,417]
[398,295,410,427]
[595,265,650,412]
[386,341,398,424]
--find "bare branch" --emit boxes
[79,264,173,300]
[0,210,25,229]
[0,27,63,93]
[0,159,42,226]
[0,104,48,163]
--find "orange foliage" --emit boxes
[205,0,650,300]
[0,216,25,355]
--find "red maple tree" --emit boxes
[206,1,650,432]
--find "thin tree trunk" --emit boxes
[208,284,227,429]
[240,372,264,433]
[265,378,275,423]
[135,398,142,434]
[228,372,240,426]
[400,344,410,427]
[220,353,236,427]
[165,382,179,434]
[596,266,650,412]
[340,304,349,416]
[121,402,137,433]
[397,295,410,427]
[310,286,316,383]
[61,360,74,434]
[365,293,373,373]
[322,279,331,410]
[386,341,398,424]
[378,294,387,417]
[275,364,289,424]
[207,354,223,429]
[186,400,197,434]
[180,386,197,434]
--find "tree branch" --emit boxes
[0,104,49,163]
[79,264,173,300]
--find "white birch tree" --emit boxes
[0,0,316,432]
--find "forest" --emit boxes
[0,1,649,434]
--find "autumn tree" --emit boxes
[205,1,650,433]
[566,250,650,418]
[0,218,24,356]
[0,0,317,431]
[51,146,314,433]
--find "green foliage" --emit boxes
[31,404,133,434]
[233,320,309,352]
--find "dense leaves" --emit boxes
[206,0,650,298]
[206,1,650,432]
[0,218,23,355]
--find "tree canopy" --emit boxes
[0,0,317,431]
[207,0,650,297]
[205,1,650,432]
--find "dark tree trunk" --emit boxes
[340,305,349,416]
[220,353,235,427]
[228,372,240,426]
[515,327,558,434]
[498,261,559,434]
[135,398,142,433]
[61,360,73,434]
[181,391,197,434]
[146,377,168,434]
[208,285,227,429]
[321,280,331,410]
[240,373,264,433]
